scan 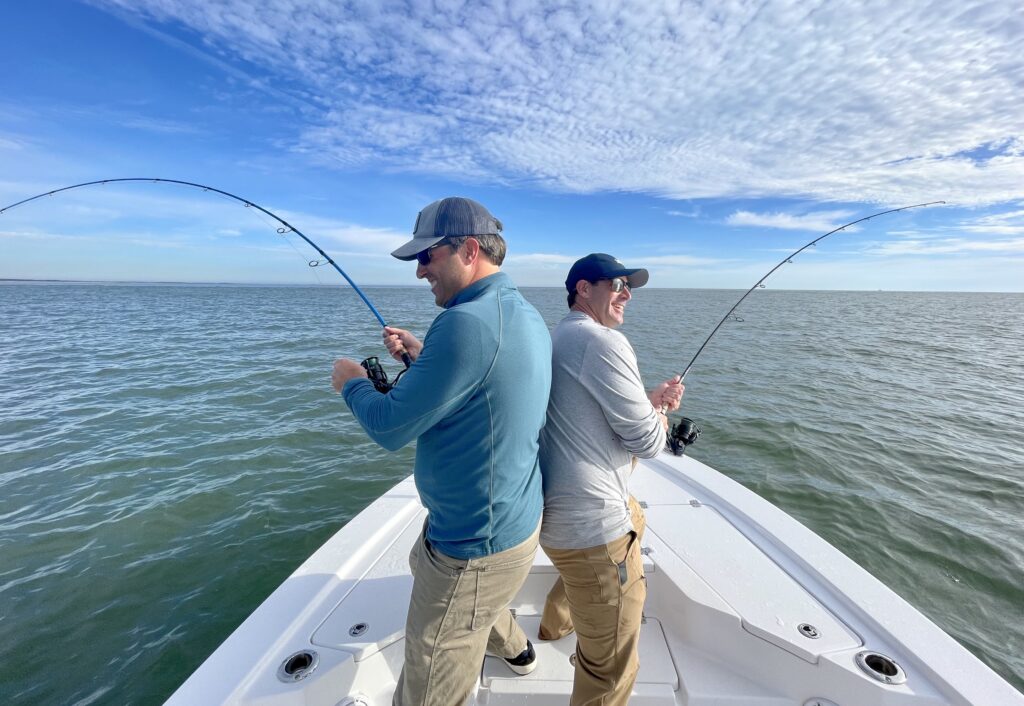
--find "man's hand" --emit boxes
[648,376,685,412]
[383,326,423,363]
[332,358,368,393]
[657,411,669,432]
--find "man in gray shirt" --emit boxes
[538,253,683,705]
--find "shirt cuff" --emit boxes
[342,376,374,403]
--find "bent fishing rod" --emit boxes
[1,177,411,390]
[666,200,946,455]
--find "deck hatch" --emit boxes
[310,511,423,660]
[645,504,861,663]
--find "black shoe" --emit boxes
[501,640,537,675]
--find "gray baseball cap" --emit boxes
[391,196,503,261]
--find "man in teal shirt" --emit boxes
[332,197,551,705]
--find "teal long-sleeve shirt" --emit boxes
[343,272,551,559]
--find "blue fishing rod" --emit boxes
[666,200,946,455]
[0,177,411,390]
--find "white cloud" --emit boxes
[868,237,1024,256]
[1,179,408,243]
[0,136,25,151]
[0,228,58,240]
[505,253,576,266]
[958,208,1024,235]
[640,254,722,267]
[91,0,1024,206]
[1,183,410,266]
[868,206,1024,247]
[506,252,718,268]
[666,209,701,218]
[116,115,201,134]
[726,210,857,232]
[273,210,409,252]
[0,226,220,250]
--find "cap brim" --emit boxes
[391,235,447,261]
[608,267,649,288]
[627,268,649,288]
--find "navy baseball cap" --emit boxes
[565,253,650,292]
[391,197,503,261]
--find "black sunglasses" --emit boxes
[416,239,452,266]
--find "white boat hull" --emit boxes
[167,452,1024,705]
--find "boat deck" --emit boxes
[166,454,1024,705]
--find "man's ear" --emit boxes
[576,279,590,300]
[461,236,481,263]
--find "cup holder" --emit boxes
[277,650,319,683]
[855,650,907,685]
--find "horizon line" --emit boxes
[1,278,1020,295]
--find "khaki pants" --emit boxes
[539,498,646,706]
[394,521,539,706]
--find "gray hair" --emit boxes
[448,233,507,266]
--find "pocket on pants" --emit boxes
[612,531,644,593]
[423,536,467,578]
[467,553,534,632]
[468,571,491,632]
[468,567,513,632]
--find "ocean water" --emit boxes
[1,283,1022,704]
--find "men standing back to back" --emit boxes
[538,253,684,705]
[331,197,551,705]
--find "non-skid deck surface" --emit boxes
[481,615,677,703]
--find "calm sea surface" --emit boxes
[1,283,1022,704]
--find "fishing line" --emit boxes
[1,177,413,384]
[666,200,946,455]
[249,206,328,286]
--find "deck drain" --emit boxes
[338,695,372,706]
[855,650,907,685]
[798,623,821,639]
[277,650,319,683]
[349,622,369,637]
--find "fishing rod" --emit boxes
[0,177,411,390]
[666,200,946,455]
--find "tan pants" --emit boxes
[393,521,539,706]
[539,498,646,706]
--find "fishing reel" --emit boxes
[668,417,701,456]
[361,356,403,394]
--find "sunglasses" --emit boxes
[416,240,452,266]
[605,277,631,293]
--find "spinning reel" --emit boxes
[668,417,701,456]
[360,356,406,394]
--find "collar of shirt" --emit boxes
[445,271,512,309]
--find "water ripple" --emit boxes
[1,284,1021,703]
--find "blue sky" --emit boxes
[1,0,1022,290]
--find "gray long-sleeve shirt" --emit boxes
[539,311,665,549]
